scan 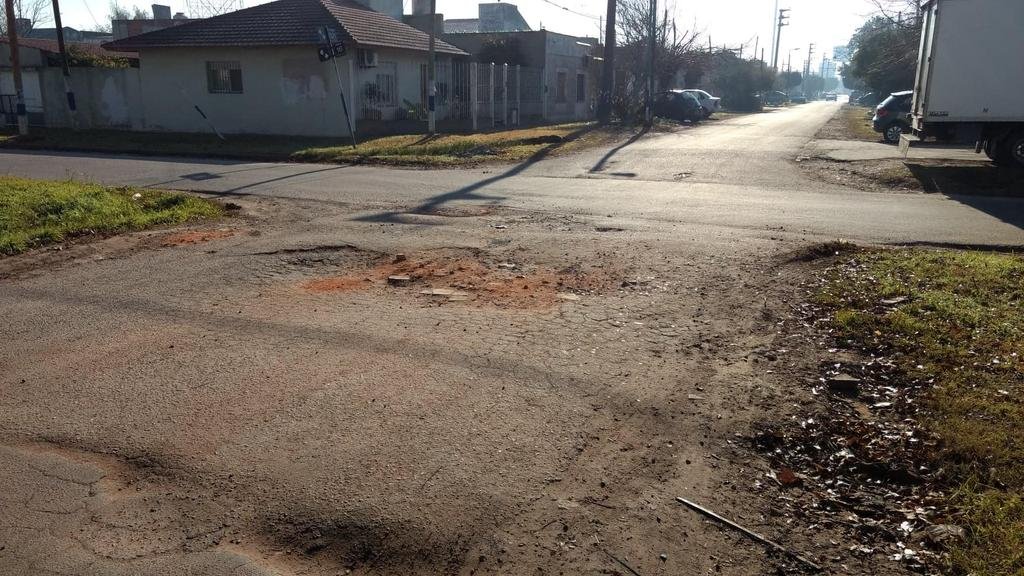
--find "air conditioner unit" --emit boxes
[358,49,378,68]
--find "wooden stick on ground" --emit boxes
[675,497,823,572]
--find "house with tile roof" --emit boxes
[101,0,468,137]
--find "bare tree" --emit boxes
[1,0,53,34]
[615,0,700,89]
[869,0,923,29]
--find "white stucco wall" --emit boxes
[137,46,449,137]
[38,67,144,129]
[139,46,355,137]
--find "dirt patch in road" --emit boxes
[300,249,619,308]
[799,157,1023,196]
[161,228,237,246]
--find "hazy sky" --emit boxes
[58,0,879,67]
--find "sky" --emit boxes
[56,0,879,69]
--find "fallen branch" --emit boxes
[675,497,822,572]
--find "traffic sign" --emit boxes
[317,42,346,62]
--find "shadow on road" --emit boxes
[905,163,1024,230]
[352,124,636,225]
[588,126,650,174]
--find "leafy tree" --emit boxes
[845,13,920,95]
[706,51,773,111]
[108,1,149,21]
[777,71,802,90]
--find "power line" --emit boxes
[531,0,602,21]
[79,0,101,28]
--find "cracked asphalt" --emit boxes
[2,102,1023,576]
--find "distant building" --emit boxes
[443,2,531,34]
[112,4,192,41]
[21,25,112,45]
[832,45,850,63]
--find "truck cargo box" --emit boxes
[913,0,1024,124]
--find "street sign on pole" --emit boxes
[317,42,346,62]
[318,26,357,150]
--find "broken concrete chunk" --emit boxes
[556,293,581,301]
[826,373,861,396]
[387,275,411,286]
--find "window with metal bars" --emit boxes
[206,61,243,94]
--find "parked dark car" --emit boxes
[790,94,808,104]
[760,91,789,106]
[872,90,914,143]
[857,92,883,107]
[653,90,704,123]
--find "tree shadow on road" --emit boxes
[588,126,650,174]
[352,124,645,225]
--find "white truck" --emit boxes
[901,0,1024,167]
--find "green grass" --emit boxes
[0,123,632,167]
[0,176,223,255]
[818,249,1024,575]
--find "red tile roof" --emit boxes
[0,36,137,59]
[102,0,466,55]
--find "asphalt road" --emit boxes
[2,103,1022,576]
[1,101,1022,247]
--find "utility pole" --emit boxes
[50,0,78,128]
[804,42,815,96]
[427,0,437,134]
[596,0,616,124]
[769,0,779,69]
[3,0,29,135]
[645,0,656,126]
[771,8,789,71]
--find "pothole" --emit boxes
[298,249,621,309]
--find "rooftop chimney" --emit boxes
[151,4,172,19]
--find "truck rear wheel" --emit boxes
[1010,133,1024,168]
[988,132,1024,168]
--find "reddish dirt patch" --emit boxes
[303,276,375,293]
[162,229,236,246]
[299,252,617,308]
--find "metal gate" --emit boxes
[360,61,398,121]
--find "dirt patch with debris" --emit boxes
[744,244,1024,574]
[162,228,237,246]
[300,249,619,308]
[799,157,1023,196]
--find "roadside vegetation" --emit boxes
[0,123,637,167]
[818,248,1024,575]
[816,103,878,142]
[0,176,222,255]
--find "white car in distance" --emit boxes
[682,89,721,118]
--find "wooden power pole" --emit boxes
[50,0,78,128]
[427,0,437,134]
[596,0,616,124]
[3,0,30,135]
